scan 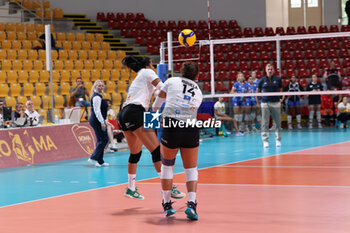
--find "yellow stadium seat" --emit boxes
[32,0,41,10]
[116,50,126,60]
[0,31,6,40]
[0,23,5,31]
[22,41,32,50]
[106,80,116,93]
[117,80,128,93]
[38,109,47,121]
[30,95,42,109]
[91,70,101,81]
[12,60,22,70]
[1,60,12,70]
[85,33,94,42]
[6,22,15,31]
[26,24,35,33]
[15,23,25,32]
[38,70,49,83]
[102,92,109,99]
[17,96,27,105]
[10,83,21,96]
[95,33,104,42]
[0,71,6,82]
[35,24,45,33]
[35,82,46,96]
[44,8,53,18]
[107,50,117,60]
[54,94,64,108]
[130,70,137,80]
[52,70,60,82]
[84,81,92,92]
[1,40,11,49]
[29,70,39,83]
[23,83,34,96]
[60,70,70,83]
[58,50,68,60]
[33,60,43,70]
[103,60,113,69]
[88,50,98,60]
[66,33,75,41]
[71,70,80,81]
[93,60,103,70]
[64,60,74,70]
[48,83,59,95]
[5,96,16,108]
[101,42,110,50]
[91,42,100,50]
[56,32,65,41]
[78,50,87,60]
[72,41,82,50]
[111,92,122,106]
[38,50,46,60]
[101,69,110,81]
[17,50,27,60]
[62,41,72,50]
[7,31,16,40]
[21,0,31,9]
[17,32,27,41]
[81,41,90,50]
[43,0,50,9]
[110,69,119,81]
[26,32,36,41]
[22,60,33,70]
[41,95,52,109]
[76,33,85,41]
[81,70,90,81]
[114,60,123,69]
[11,40,21,49]
[0,49,6,59]
[52,50,58,60]
[84,60,93,70]
[120,69,130,80]
[68,50,78,60]
[60,82,71,96]
[74,60,84,70]
[7,70,17,83]
[18,70,28,83]
[53,60,63,70]
[54,8,63,19]
[0,83,9,97]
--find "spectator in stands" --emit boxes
[0,99,4,127]
[70,77,90,119]
[324,61,342,90]
[25,100,40,126]
[346,0,350,26]
[11,102,27,127]
[307,74,323,128]
[282,75,304,129]
[35,33,61,51]
[337,96,350,128]
[105,99,118,153]
[230,73,246,131]
[214,97,244,136]
[257,64,283,148]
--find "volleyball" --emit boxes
[178,29,196,47]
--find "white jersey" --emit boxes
[123,68,159,110]
[161,77,203,121]
[25,109,40,126]
[214,101,225,116]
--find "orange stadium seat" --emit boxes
[60,70,70,82]
[35,82,46,96]
[10,83,21,96]
[23,83,34,96]
[0,83,9,97]
[74,60,84,70]
[60,82,71,96]
[71,70,80,81]
[101,69,110,81]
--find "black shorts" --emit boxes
[118,104,145,131]
[161,118,200,149]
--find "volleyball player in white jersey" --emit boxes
[118,56,184,200]
[153,62,203,220]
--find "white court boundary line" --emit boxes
[1,140,350,209]
[221,165,350,169]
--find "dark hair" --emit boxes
[122,56,151,72]
[180,62,199,80]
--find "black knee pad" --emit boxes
[151,146,161,163]
[128,151,142,163]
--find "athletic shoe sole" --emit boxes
[185,208,198,220]
[124,193,144,200]
[165,209,176,217]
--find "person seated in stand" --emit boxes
[25,100,41,126]
[324,61,342,90]
[105,99,118,153]
[0,99,5,127]
[337,96,350,128]
[214,97,244,136]
[11,102,27,127]
[34,33,62,51]
[70,77,90,120]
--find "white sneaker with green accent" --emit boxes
[171,185,186,199]
[124,187,144,200]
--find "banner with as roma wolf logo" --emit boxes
[0,123,96,169]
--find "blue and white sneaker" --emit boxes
[235,132,244,136]
[162,201,176,217]
[185,201,198,220]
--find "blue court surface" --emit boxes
[1,128,349,208]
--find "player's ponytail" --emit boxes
[122,56,150,73]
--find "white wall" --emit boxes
[323,0,341,26]
[50,0,266,28]
[266,0,289,29]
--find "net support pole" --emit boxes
[209,40,215,96]
[45,24,54,123]
[167,31,173,77]
[159,42,165,64]
[276,34,281,76]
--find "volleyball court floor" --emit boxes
[1,128,350,233]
